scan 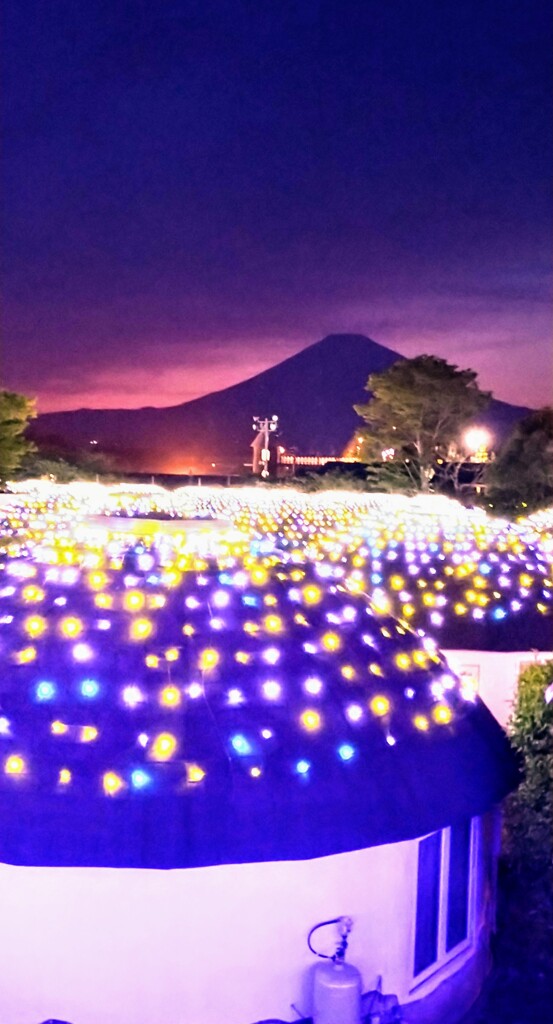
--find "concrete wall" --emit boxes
[443,649,553,727]
[0,816,496,1024]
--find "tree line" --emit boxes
[1,354,553,517]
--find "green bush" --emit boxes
[503,661,553,878]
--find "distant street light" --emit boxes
[464,427,492,462]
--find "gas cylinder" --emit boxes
[312,957,362,1024]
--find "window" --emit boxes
[413,819,475,981]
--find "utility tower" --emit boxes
[251,415,279,477]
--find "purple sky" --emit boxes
[2,0,551,413]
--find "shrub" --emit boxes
[503,660,553,878]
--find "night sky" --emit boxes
[2,0,551,413]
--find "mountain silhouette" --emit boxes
[31,334,531,473]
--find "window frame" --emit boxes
[410,817,479,991]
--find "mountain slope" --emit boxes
[32,334,531,473]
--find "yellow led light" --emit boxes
[412,650,428,667]
[23,614,47,638]
[165,647,180,662]
[14,645,37,664]
[414,714,429,732]
[432,704,453,725]
[302,584,322,605]
[250,567,268,586]
[519,573,533,588]
[103,771,124,796]
[294,612,309,626]
[94,592,113,609]
[264,594,278,606]
[395,652,411,670]
[58,768,72,785]
[235,651,250,664]
[300,709,322,732]
[199,647,219,671]
[369,662,383,676]
[51,720,68,735]
[129,617,153,641]
[150,731,178,761]
[80,725,98,743]
[390,575,405,591]
[182,623,195,637]
[145,654,160,668]
[321,631,341,652]
[186,763,205,783]
[250,766,262,778]
[160,685,181,708]
[148,594,166,609]
[87,571,107,590]
[243,620,259,635]
[369,695,390,717]
[21,584,45,603]
[4,754,26,775]
[263,614,283,633]
[59,616,83,639]
[454,602,467,616]
[341,664,356,680]
[123,590,145,612]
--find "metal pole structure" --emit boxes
[252,415,279,477]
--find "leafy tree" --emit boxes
[484,407,553,517]
[16,446,116,483]
[354,355,491,492]
[0,390,36,484]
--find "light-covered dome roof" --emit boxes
[0,551,519,868]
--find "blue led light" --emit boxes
[131,769,152,790]
[492,608,507,621]
[295,759,311,775]
[35,680,56,702]
[230,733,252,756]
[337,743,356,762]
[479,562,492,575]
[243,595,259,607]
[218,572,233,585]
[80,678,100,698]
[371,573,382,585]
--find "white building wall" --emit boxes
[442,649,553,728]
[0,814,497,1024]
[0,841,413,1024]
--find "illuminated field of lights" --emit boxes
[0,482,550,802]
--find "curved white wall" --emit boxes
[443,649,553,727]
[0,818,495,1024]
